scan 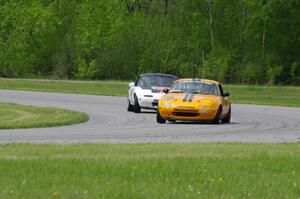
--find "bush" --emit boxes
[266,64,283,85]
[241,63,264,84]
[290,62,300,85]
[73,58,99,80]
[202,48,232,82]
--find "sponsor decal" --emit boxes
[177,106,195,109]
[174,108,197,113]
[199,81,213,85]
[152,87,168,93]
[179,80,213,85]
[152,86,167,91]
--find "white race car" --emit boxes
[127,73,178,113]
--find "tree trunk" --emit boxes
[202,50,205,65]
[238,3,247,83]
[261,0,267,59]
[262,22,266,59]
[208,0,214,52]
[240,3,247,45]
[164,0,169,15]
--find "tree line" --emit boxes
[0,0,299,84]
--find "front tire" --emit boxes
[127,99,133,112]
[222,105,231,123]
[133,94,141,113]
[156,110,166,124]
[212,107,222,124]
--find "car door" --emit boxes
[218,84,229,115]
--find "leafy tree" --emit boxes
[0,0,299,84]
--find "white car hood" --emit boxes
[135,86,168,98]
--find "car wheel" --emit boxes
[156,110,166,124]
[133,94,141,113]
[222,105,231,123]
[127,99,133,112]
[212,107,222,124]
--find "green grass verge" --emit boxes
[0,78,128,96]
[227,84,300,107]
[0,78,300,107]
[0,103,89,129]
[0,143,299,198]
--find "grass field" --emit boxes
[0,143,299,198]
[227,85,300,107]
[0,78,299,107]
[0,78,128,96]
[0,103,88,129]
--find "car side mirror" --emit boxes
[223,92,230,97]
[163,88,169,94]
[129,82,134,87]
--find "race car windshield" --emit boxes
[137,75,176,89]
[170,81,219,96]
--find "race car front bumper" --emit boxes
[159,106,218,121]
[138,95,161,109]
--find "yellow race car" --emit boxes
[157,78,231,124]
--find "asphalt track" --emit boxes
[0,89,299,143]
